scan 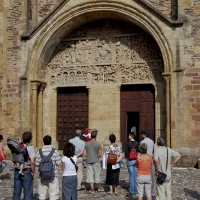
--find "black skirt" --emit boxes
[106,163,120,186]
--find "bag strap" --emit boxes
[48,148,55,158]
[39,148,44,159]
[129,141,137,149]
[166,148,168,171]
[39,148,55,159]
[70,158,78,171]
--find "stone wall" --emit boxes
[38,0,62,22]
[144,0,171,18]
[177,0,200,149]
[0,0,3,135]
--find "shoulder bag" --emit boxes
[107,146,117,165]
[157,148,168,184]
[128,141,138,160]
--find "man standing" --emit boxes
[140,130,154,192]
[154,137,181,200]
[13,131,35,200]
[84,129,103,194]
[35,135,61,200]
[69,129,85,190]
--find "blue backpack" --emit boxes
[39,148,55,181]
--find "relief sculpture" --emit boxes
[46,21,164,86]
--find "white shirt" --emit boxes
[62,155,77,176]
[140,137,154,156]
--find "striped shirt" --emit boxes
[35,145,61,177]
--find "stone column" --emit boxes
[37,82,46,147]
[31,81,39,147]
[32,0,38,26]
[163,73,171,147]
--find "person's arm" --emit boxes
[117,152,123,163]
[98,144,102,157]
[98,150,102,157]
[30,157,35,174]
[28,147,36,174]
[0,146,5,160]
[35,151,40,167]
[62,161,65,170]
[77,150,84,158]
[83,149,87,157]
[153,148,159,176]
[171,153,181,168]
[77,143,85,158]
[55,150,62,166]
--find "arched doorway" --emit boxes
[26,1,173,148]
[44,20,165,149]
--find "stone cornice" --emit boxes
[21,0,183,41]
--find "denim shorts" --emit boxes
[136,175,152,197]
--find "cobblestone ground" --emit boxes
[0,167,199,200]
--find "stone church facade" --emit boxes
[0,0,200,163]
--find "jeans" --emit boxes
[12,170,33,200]
[127,160,137,194]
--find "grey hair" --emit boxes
[139,143,148,154]
[75,130,82,137]
[157,137,165,146]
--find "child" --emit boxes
[8,135,25,178]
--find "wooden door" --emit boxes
[120,84,155,150]
[57,87,88,149]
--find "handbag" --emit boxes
[157,148,168,184]
[70,158,78,172]
[128,142,138,160]
[107,147,117,165]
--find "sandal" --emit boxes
[114,192,118,195]
[98,188,104,192]
[89,190,94,194]
[107,191,114,195]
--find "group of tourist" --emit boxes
[0,128,181,200]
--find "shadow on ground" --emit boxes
[184,188,200,199]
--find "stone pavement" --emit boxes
[0,167,199,200]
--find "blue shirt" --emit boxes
[69,137,85,156]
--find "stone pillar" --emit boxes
[163,73,171,147]
[32,0,38,26]
[37,82,46,147]
[31,81,39,147]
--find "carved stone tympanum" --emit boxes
[46,20,164,86]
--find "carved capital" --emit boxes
[31,80,40,90]
[162,73,171,83]
[38,82,47,91]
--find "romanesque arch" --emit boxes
[26,1,173,147]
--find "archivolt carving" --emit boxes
[46,20,163,86]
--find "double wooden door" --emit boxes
[57,87,88,149]
[120,84,155,150]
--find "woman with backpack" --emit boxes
[62,142,78,200]
[105,134,123,195]
[125,132,139,196]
